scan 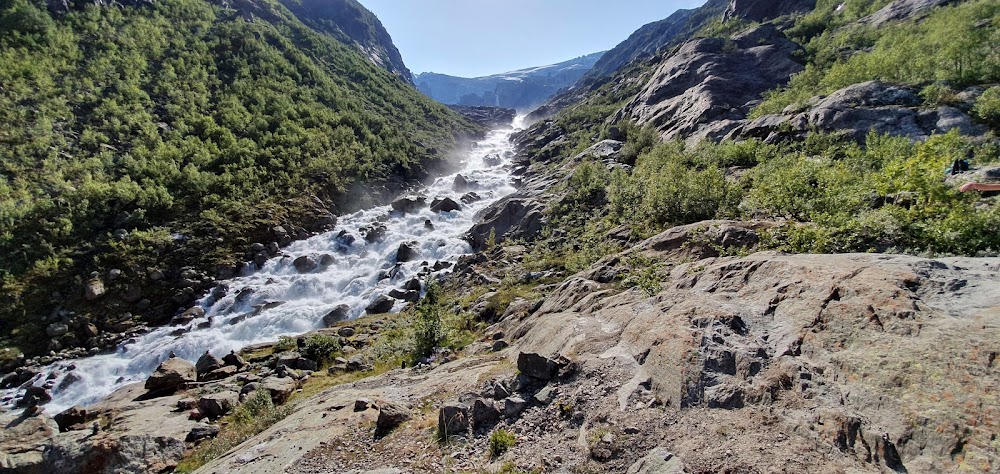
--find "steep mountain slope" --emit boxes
[275,0,413,83]
[414,52,604,111]
[0,0,478,359]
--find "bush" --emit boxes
[302,334,340,365]
[412,281,444,360]
[489,428,517,457]
[973,86,1000,129]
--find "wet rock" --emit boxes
[517,352,559,380]
[453,174,472,192]
[198,392,238,418]
[390,195,427,214]
[396,241,420,262]
[323,304,352,327]
[293,255,319,273]
[171,306,204,326]
[438,403,469,436]
[362,224,388,243]
[423,219,434,229]
[460,192,483,205]
[404,278,422,292]
[145,357,196,395]
[366,295,395,315]
[195,351,224,378]
[375,401,412,438]
[388,288,420,303]
[186,423,221,442]
[483,153,503,166]
[430,197,462,213]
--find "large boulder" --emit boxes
[438,403,469,436]
[467,197,546,251]
[144,357,196,394]
[195,351,224,379]
[517,352,560,380]
[293,255,319,273]
[375,401,411,438]
[260,376,298,404]
[84,279,105,301]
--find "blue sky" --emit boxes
[358,0,707,78]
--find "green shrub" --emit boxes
[489,428,517,458]
[920,83,959,107]
[973,86,1000,129]
[412,281,444,360]
[273,336,297,353]
[302,333,340,365]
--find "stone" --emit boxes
[53,406,92,432]
[186,423,221,442]
[354,399,371,411]
[202,365,238,382]
[438,403,469,436]
[260,376,297,404]
[492,340,510,352]
[198,392,238,418]
[534,386,557,405]
[347,355,370,372]
[504,396,527,417]
[144,357,196,394]
[45,323,69,338]
[275,351,317,371]
[625,447,686,474]
[467,197,546,251]
[517,352,559,380]
[460,192,482,205]
[430,197,462,213]
[453,174,472,192]
[362,223,387,243]
[375,401,412,438]
[723,0,816,23]
[293,255,319,273]
[338,326,356,337]
[365,295,395,315]
[471,399,501,430]
[195,351,224,378]
[396,241,420,262]
[173,306,205,325]
[84,279,105,301]
[319,254,336,267]
[222,351,247,369]
[404,278,422,292]
[323,305,352,327]
[493,382,512,400]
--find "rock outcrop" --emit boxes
[144,357,196,395]
[446,105,517,129]
[618,24,805,143]
[732,81,987,142]
[276,0,414,83]
[860,0,959,26]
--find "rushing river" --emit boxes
[7,119,522,414]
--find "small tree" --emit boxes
[413,281,444,360]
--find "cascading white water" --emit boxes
[6,118,523,414]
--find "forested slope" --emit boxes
[0,0,479,359]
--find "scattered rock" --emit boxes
[260,376,297,404]
[45,323,69,338]
[471,399,501,430]
[186,423,221,442]
[53,406,92,432]
[460,192,482,205]
[390,195,427,214]
[338,327,355,338]
[354,399,371,412]
[195,351,224,378]
[84,279,105,301]
[626,447,685,474]
[453,174,472,192]
[534,386,557,405]
[222,351,247,369]
[198,392,238,418]
[388,288,420,303]
[503,396,527,417]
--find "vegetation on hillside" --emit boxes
[0,0,478,355]
[525,0,1000,275]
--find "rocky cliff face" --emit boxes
[722,0,817,23]
[276,0,413,83]
[617,24,806,143]
[415,52,605,112]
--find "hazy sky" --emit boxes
[358,0,707,78]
